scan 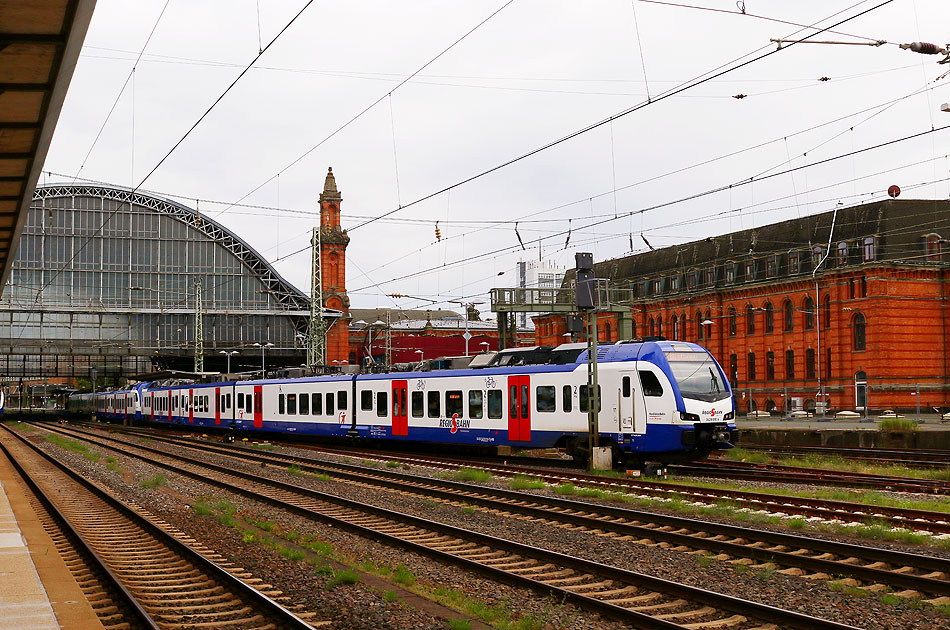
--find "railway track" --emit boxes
[34,423,863,630]
[203,437,950,535]
[671,459,950,494]
[56,424,950,601]
[732,444,950,468]
[0,424,320,630]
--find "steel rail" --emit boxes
[60,425,950,597]
[0,429,159,629]
[46,424,860,630]
[72,423,950,531]
[0,425,317,630]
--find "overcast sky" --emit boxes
[43,0,950,316]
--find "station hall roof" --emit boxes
[0,0,95,286]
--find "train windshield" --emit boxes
[664,352,730,403]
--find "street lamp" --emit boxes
[219,350,237,375]
[252,342,273,378]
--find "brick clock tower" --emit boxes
[318,167,350,364]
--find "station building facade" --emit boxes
[0,184,311,387]
[533,199,950,414]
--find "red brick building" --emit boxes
[318,168,350,364]
[534,199,950,414]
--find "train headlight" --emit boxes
[724,411,734,421]
[679,412,700,422]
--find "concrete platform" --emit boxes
[736,415,950,448]
[0,448,103,630]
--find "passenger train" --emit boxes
[67,340,736,468]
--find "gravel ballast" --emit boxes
[15,425,950,630]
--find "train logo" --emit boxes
[440,413,469,433]
[339,411,346,425]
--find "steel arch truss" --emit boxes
[32,184,309,310]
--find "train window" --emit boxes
[521,385,529,419]
[639,371,664,397]
[246,395,253,414]
[579,385,602,413]
[288,394,297,415]
[398,390,406,417]
[509,386,518,417]
[487,390,502,419]
[361,390,373,411]
[300,393,309,415]
[622,376,631,397]
[377,391,388,417]
[427,391,440,418]
[326,393,335,415]
[237,392,244,409]
[562,385,572,412]
[313,392,323,415]
[412,391,424,417]
[446,391,463,417]
[226,393,231,408]
[468,390,483,419]
[536,386,555,412]
[338,391,347,411]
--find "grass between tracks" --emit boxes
[721,447,950,481]
[190,494,567,629]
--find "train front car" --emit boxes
[632,340,735,465]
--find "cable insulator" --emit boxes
[900,41,947,55]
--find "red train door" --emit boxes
[392,380,408,436]
[253,385,263,428]
[506,375,531,442]
[188,388,194,423]
[167,391,172,422]
[214,387,221,425]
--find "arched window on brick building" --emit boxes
[853,312,866,351]
[648,317,655,337]
[822,294,831,328]
[696,309,704,341]
[803,296,815,330]
[746,304,755,334]
[764,302,774,333]
[783,299,793,332]
[728,307,737,337]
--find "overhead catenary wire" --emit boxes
[209,0,517,220]
[347,0,899,233]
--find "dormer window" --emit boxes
[744,259,756,282]
[705,266,716,286]
[788,250,800,274]
[812,246,825,269]
[670,274,681,291]
[652,278,663,294]
[926,233,942,261]
[863,237,876,262]
[766,255,777,278]
[686,269,698,290]
[725,262,736,284]
[836,241,848,266]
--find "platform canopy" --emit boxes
[0,0,95,285]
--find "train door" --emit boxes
[253,385,263,428]
[214,387,221,425]
[391,380,408,436]
[167,391,172,422]
[618,372,645,434]
[506,375,531,442]
[188,389,194,424]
